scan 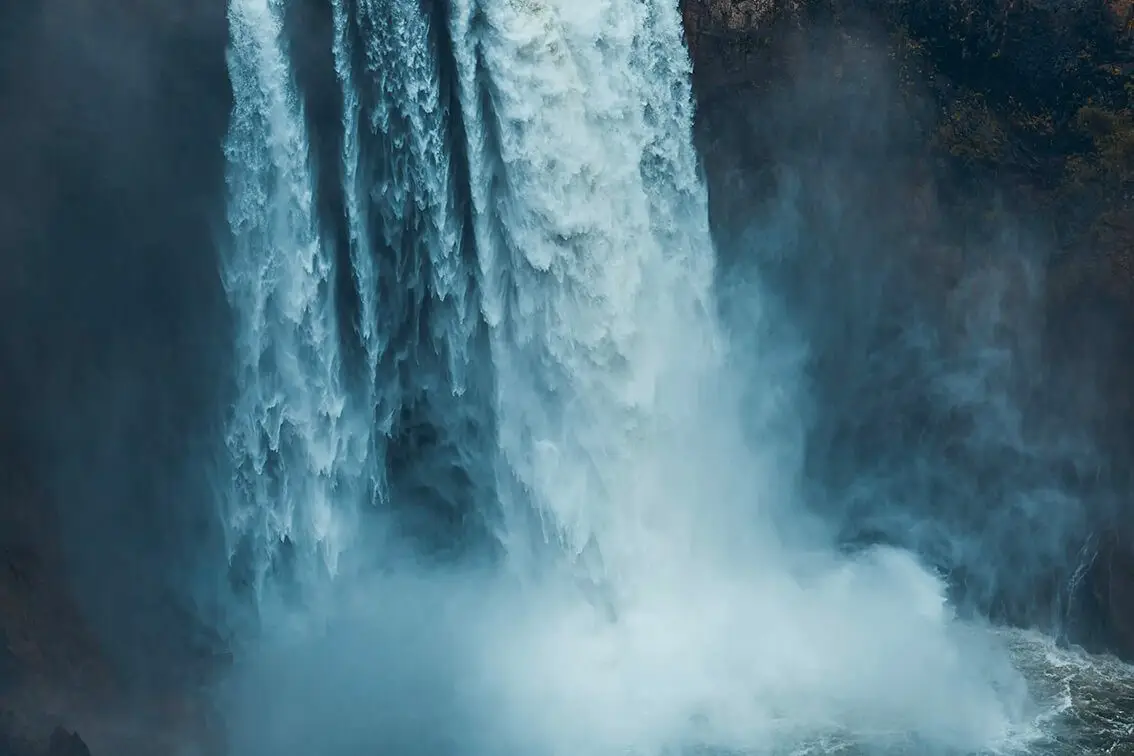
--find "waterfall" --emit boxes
[221,0,366,598]
[331,0,491,549]
[448,0,727,580]
[221,0,489,599]
[442,2,1029,748]
[220,0,1044,753]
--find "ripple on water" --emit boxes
[1002,630,1134,756]
[670,629,1134,756]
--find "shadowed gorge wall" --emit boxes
[687,0,1134,659]
[0,0,234,703]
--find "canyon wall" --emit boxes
[687,0,1134,660]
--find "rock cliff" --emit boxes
[686,0,1134,661]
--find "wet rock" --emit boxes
[1086,531,1134,662]
[0,645,17,695]
[685,0,800,35]
[0,712,41,756]
[45,729,89,756]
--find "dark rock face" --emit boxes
[0,722,91,756]
[0,0,234,753]
[1083,531,1134,657]
[46,729,90,756]
[687,0,1134,661]
[0,0,236,681]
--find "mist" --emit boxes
[222,559,1033,756]
[699,25,1116,642]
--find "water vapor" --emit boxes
[699,25,1109,644]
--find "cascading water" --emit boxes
[221,0,367,599]
[448,0,725,579]
[218,0,1128,754]
[443,2,1033,752]
[332,0,492,551]
[222,0,487,599]
[332,0,472,441]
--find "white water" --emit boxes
[446,0,1038,752]
[222,0,1057,753]
[450,0,726,573]
[331,0,487,533]
[333,0,479,414]
[221,0,366,595]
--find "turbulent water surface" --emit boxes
[217,0,1134,753]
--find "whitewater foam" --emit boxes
[221,0,365,595]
